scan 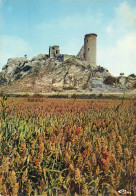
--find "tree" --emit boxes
[120,72,124,76]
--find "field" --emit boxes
[0,96,135,196]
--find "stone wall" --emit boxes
[77,45,84,60]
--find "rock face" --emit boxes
[2,55,49,82]
[2,57,28,81]
[0,53,136,94]
[119,75,136,89]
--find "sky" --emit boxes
[0,0,136,76]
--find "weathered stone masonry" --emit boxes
[84,33,97,66]
[49,33,98,66]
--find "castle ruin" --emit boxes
[84,33,97,66]
[49,45,60,58]
[49,33,97,66]
[77,33,97,66]
[49,45,74,62]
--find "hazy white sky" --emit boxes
[0,0,136,76]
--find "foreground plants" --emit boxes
[0,97,135,195]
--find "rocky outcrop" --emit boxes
[1,54,49,82]
[2,57,29,81]
[0,53,135,94]
[118,75,136,89]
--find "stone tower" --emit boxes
[84,33,97,66]
[49,45,60,58]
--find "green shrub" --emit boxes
[15,73,22,80]
[87,65,91,69]
[129,73,136,77]
[104,76,116,85]
[98,66,105,73]
[23,65,32,72]
[98,93,103,98]
[14,67,21,75]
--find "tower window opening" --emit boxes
[88,48,89,51]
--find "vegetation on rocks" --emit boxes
[0,55,136,94]
[129,74,136,78]
[15,73,22,80]
[0,74,7,86]
[22,65,32,72]
[104,76,116,85]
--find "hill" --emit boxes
[0,53,136,95]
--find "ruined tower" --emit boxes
[49,45,60,58]
[84,33,97,66]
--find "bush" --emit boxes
[87,65,91,69]
[15,73,22,80]
[129,73,136,78]
[14,67,21,75]
[98,93,103,98]
[104,76,116,85]
[98,66,105,73]
[23,65,32,72]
